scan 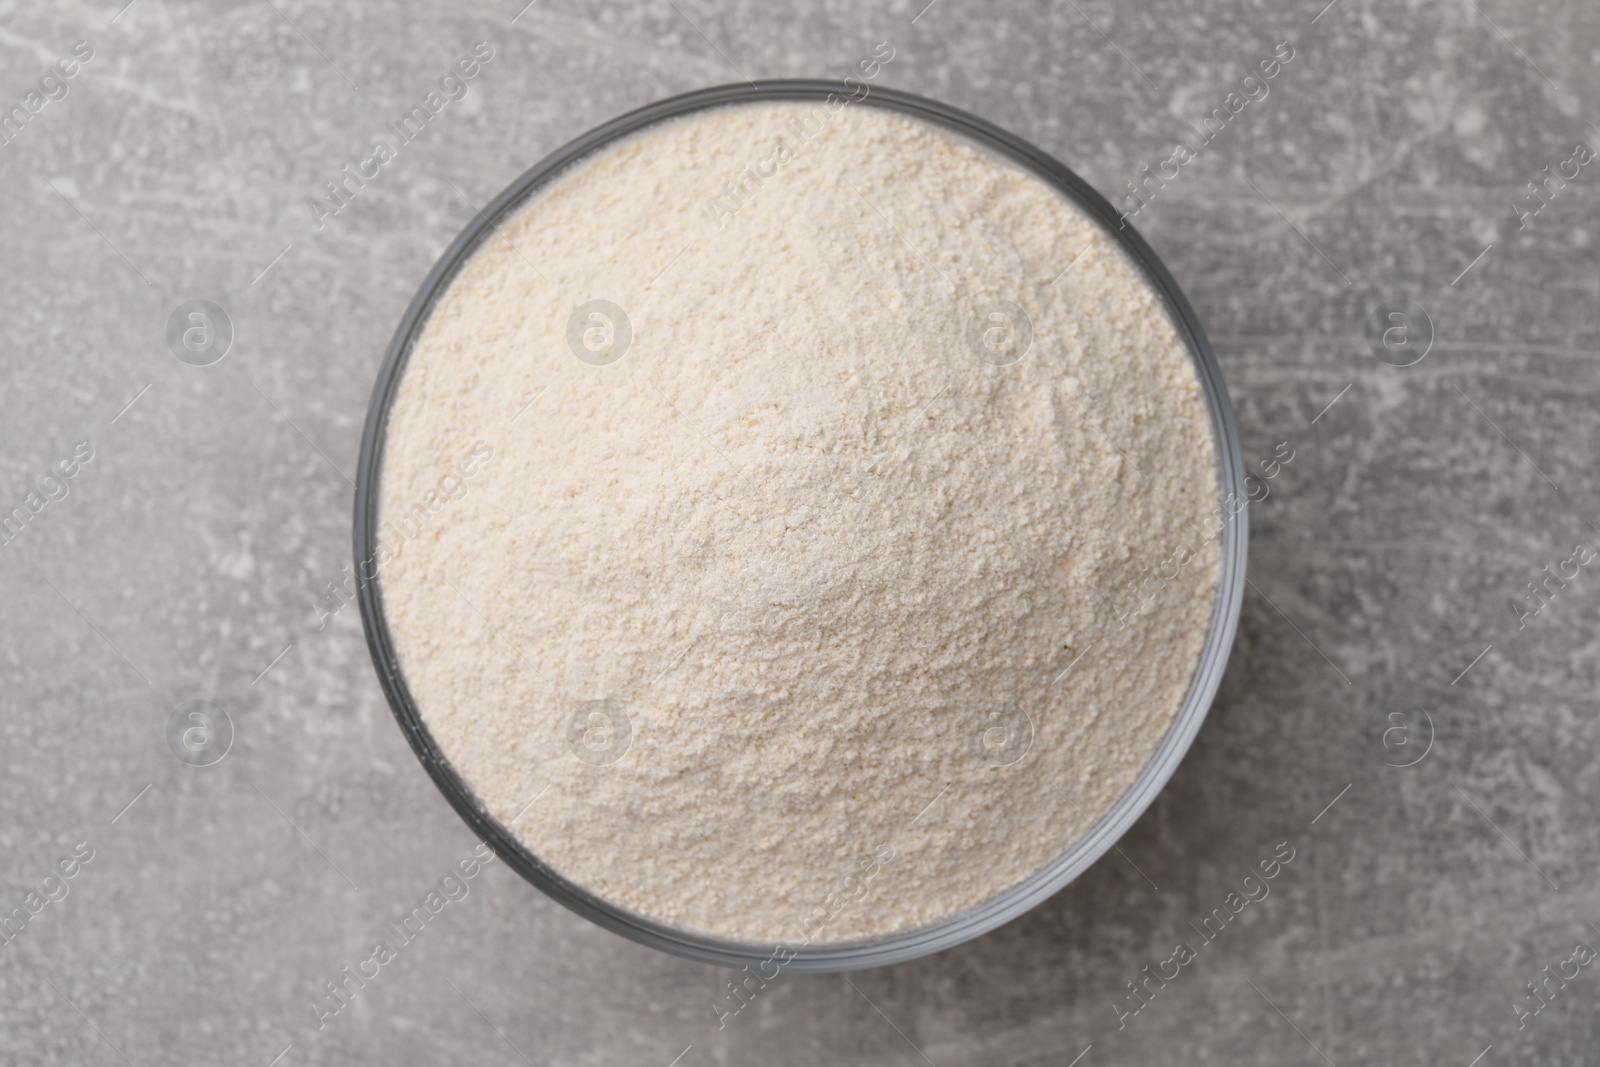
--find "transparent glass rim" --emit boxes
[353,79,1248,973]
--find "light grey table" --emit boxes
[2,1,1596,1063]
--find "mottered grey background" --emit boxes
[1,0,1597,1064]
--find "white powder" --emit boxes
[377,101,1221,945]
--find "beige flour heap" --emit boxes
[377,101,1221,945]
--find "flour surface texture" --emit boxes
[377,101,1222,944]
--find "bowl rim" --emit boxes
[353,78,1248,972]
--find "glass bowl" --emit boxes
[353,79,1247,972]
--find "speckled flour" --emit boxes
[376,100,1221,945]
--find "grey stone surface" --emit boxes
[1,0,1597,1063]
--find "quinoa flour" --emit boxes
[376,101,1222,944]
